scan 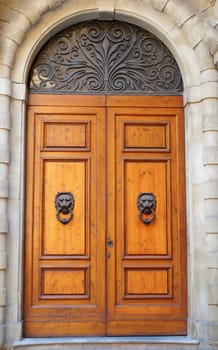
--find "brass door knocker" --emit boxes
[137,192,157,224]
[55,192,75,225]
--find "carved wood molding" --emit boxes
[29,21,183,95]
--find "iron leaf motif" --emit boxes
[29,21,183,94]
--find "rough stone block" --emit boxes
[0,0,48,24]
[207,267,218,285]
[0,37,17,68]
[201,68,218,83]
[165,1,196,28]
[48,0,64,10]
[203,113,218,131]
[183,86,201,104]
[12,83,26,101]
[201,82,218,100]
[202,98,218,114]
[0,251,7,270]
[205,199,218,216]
[0,216,8,234]
[207,234,218,265]
[203,146,218,165]
[0,2,14,22]
[0,234,6,250]
[5,17,30,46]
[0,78,11,96]
[204,165,218,181]
[0,164,8,180]
[0,180,8,198]
[208,284,218,305]
[8,172,22,200]
[0,288,6,306]
[0,146,9,164]
[205,216,218,233]
[7,199,22,236]
[0,273,5,290]
[150,0,169,12]
[4,322,22,345]
[0,1,30,45]
[208,305,218,321]
[0,307,4,324]
[0,112,10,130]
[203,131,218,147]
[214,50,218,68]
[0,128,9,146]
[208,322,218,341]
[183,16,205,48]
[0,94,10,111]
[0,324,5,346]
[114,0,175,40]
[194,42,215,71]
[0,63,11,79]
[98,0,115,20]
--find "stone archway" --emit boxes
[24,20,187,337]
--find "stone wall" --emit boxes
[0,0,217,349]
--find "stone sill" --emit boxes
[14,336,200,346]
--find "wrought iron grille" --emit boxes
[29,21,183,95]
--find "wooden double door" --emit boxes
[24,95,187,337]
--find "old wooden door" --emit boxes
[24,95,187,337]
[106,96,187,335]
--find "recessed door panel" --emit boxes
[124,160,168,256]
[42,159,88,256]
[123,122,170,150]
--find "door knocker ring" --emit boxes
[55,192,75,225]
[137,192,157,225]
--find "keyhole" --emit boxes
[107,239,114,248]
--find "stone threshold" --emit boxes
[13,336,200,350]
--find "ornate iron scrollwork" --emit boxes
[29,21,183,95]
[55,192,75,225]
[137,192,157,225]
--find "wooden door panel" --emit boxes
[122,264,173,304]
[107,101,187,335]
[126,268,169,294]
[24,102,106,337]
[106,319,187,336]
[123,122,170,151]
[39,116,91,257]
[44,122,90,149]
[42,268,87,295]
[124,160,168,256]
[42,159,87,256]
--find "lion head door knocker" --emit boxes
[55,192,75,225]
[137,192,157,225]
